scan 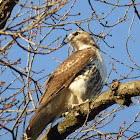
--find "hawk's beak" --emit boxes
[65,34,73,43]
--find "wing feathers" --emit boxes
[40,48,96,104]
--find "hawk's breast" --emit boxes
[69,49,107,104]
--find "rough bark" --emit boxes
[39,80,140,140]
[0,0,18,30]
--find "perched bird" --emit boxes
[25,31,107,140]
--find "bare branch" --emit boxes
[40,80,140,140]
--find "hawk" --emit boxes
[25,31,107,140]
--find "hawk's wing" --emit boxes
[39,48,96,106]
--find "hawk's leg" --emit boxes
[71,98,90,109]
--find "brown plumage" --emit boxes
[25,31,107,140]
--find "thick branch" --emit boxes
[0,0,19,29]
[39,80,140,140]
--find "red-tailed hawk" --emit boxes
[25,31,107,140]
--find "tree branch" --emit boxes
[39,80,140,140]
[0,0,19,29]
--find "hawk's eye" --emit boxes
[73,32,79,36]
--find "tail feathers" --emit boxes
[25,105,56,140]
[24,89,70,140]
[25,100,67,140]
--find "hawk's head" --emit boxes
[66,31,99,51]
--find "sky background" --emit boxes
[0,0,140,139]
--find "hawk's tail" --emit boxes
[24,94,68,140]
[24,104,55,140]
